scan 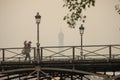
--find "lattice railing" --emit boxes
[0,45,120,62]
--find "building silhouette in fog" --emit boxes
[58,27,64,51]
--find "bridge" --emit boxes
[0,44,120,80]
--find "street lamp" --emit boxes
[35,12,41,63]
[79,24,85,59]
[35,12,41,80]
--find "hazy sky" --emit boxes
[0,0,120,48]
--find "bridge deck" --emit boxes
[1,59,120,73]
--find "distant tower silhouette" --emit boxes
[58,27,64,51]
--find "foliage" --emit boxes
[115,2,120,15]
[63,0,95,28]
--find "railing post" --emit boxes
[41,47,43,61]
[2,49,5,61]
[33,47,36,61]
[109,45,112,60]
[72,47,75,61]
[18,57,20,62]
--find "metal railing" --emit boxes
[40,44,120,61]
[0,47,36,62]
[0,45,120,62]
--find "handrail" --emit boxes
[0,45,120,62]
[40,44,120,48]
[40,45,120,61]
[0,47,36,62]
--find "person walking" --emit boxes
[23,41,32,61]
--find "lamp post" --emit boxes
[35,12,41,63]
[79,24,84,60]
[35,12,41,80]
